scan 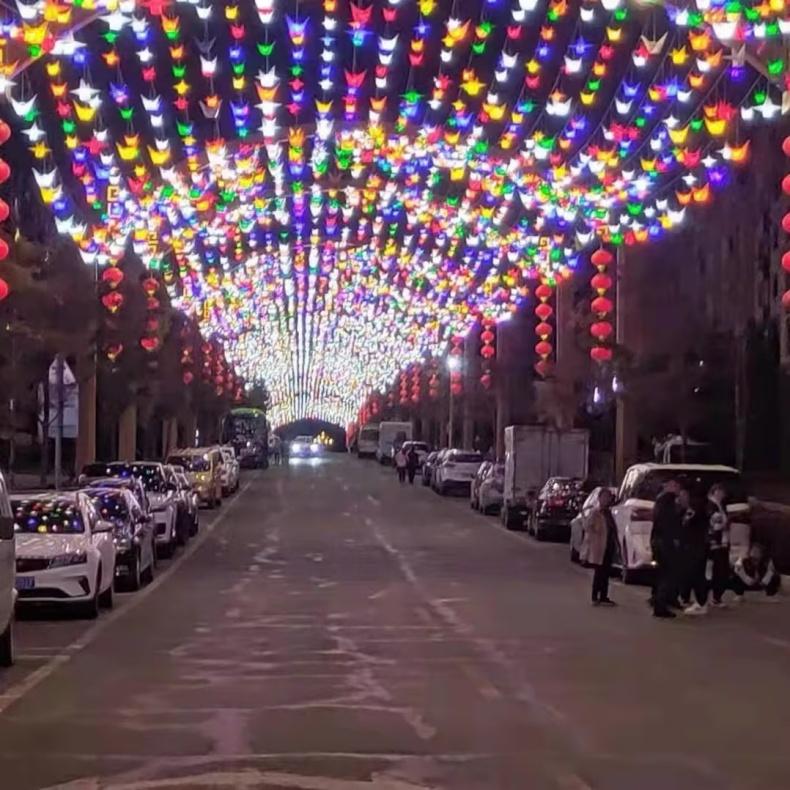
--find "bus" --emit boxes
[221,408,269,468]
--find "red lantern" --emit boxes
[480,373,492,389]
[140,336,159,352]
[783,252,790,273]
[102,267,124,288]
[0,122,10,145]
[102,291,124,313]
[591,296,613,316]
[535,302,553,320]
[590,346,613,363]
[480,344,495,359]
[591,249,613,268]
[782,213,790,235]
[0,237,8,261]
[106,343,123,362]
[591,272,612,293]
[142,276,159,296]
[0,199,9,222]
[450,381,463,395]
[783,290,790,310]
[535,322,553,338]
[534,359,551,377]
[535,340,553,358]
[535,283,552,301]
[782,135,790,157]
[0,277,9,302]
[590,321,613,342]
[147,296,160,310]
[0,159,10,184]
[782,174,790,196]
[481,329,495,344]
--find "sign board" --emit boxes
[37,359,79,440]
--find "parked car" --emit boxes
[528,477,586,541]
[612,464,750,583]
[170,465,200,536]
[84,487,155,591]
[218,445,240,494]
[422,451,441,487]
[95,462,180,557]
[11,492,116,618]
[84,475,151,518]
[401,441,430,469]
[470,462,493,510]
[433,450,484,495]
[0,471,15,665]
[290,436,321,458]
[570,486,617,565]
[166,449,224,509]
[473,461,505,514]
[162,464,193,546]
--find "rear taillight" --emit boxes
[548,497,566,507]
[631,507,654,521]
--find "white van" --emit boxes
[0,472,15,665]
[377,421,413,464]
[357,424,380,459]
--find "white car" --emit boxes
[612,464,751,583]
[101,463,180,558]
[476,461,505,514]
[12,492,117,618]
[570,486,617,565]
[433,450,484,495]
[290,436,321,458]
[219,445,240,495]
[0,472,15,665]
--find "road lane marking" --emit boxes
[0,479,254,717]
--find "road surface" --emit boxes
[0,455,788,790]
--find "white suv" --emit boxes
[219,446,240,494]
[433,450,484,496]
[612,464,750,583]
[0,472,15,666]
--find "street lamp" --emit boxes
[446,356,461,447]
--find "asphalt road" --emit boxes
[0,455,789,790]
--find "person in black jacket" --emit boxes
[680,491,710,615]
[651,479,683,619]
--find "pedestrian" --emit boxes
[406,446,419,484]
[706,483,731,608]
[651,478,683,619]
[680,490,710,616]
[731,543,781,601]
[394,448,407,483]
[588,487,618,606]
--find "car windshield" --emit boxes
[452,452,483,463]
[12,498,85,534]
[360,429,379,441]
[105,463,168,494]
[167,455,210,473]
[409,443,429,452]
[86,491,129,523]
[294,437,314,444]
[633,469,748,504]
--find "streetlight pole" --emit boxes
[447,356,460,448]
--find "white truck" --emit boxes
[377,421,413,464]
[501,425,590,530]
[357,423,380,459]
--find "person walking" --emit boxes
[406,446,419,484]
[706,483,731,607]
[651,478,683,619]
[680,490,710,615]
[394,447,407,483]
[588,488,618,606]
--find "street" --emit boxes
[0,456,788,790]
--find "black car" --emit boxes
[529,477,586,542]
[84,487,156,591]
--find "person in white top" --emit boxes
[394,448,407,483]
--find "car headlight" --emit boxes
[290,443,299,452]
[49,552,88,568]
[311,443,319,453]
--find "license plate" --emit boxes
[15,576,35,590]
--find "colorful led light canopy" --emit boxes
[0,0,777,425]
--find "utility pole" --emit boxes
[54,354,65,490]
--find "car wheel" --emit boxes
[99,572,114,609]
[533,520,546,542]
[620,540,637,584]
[82,575,101,619]
[127,551,142,592]
[0,619,15,667]
[142,548,155,585]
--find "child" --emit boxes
[731,543,781,600]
